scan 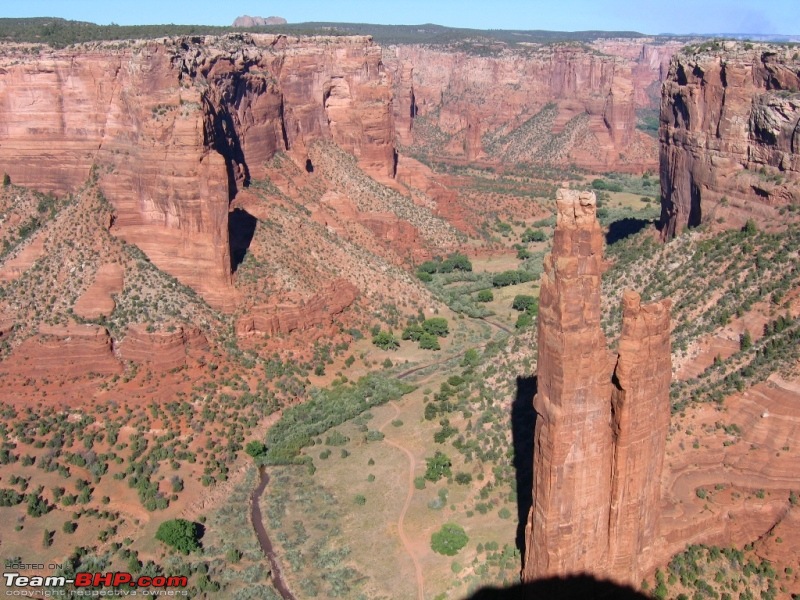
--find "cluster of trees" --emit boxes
[263,374,413,465]
[492,270,535,287]
[401,317,450,351]
[416,253,472,282]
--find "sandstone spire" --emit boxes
[523,189,672,586]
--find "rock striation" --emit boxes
[659,42,800,239]
[523,189,672,586]
[386,40,681,171]
[235,279,358,337]
[118,324,209,370]
[0,34,395,308]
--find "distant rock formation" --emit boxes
[659,42,800,239]
[232,15,287,27]
[386,40,682,172]
[522,189,672,586]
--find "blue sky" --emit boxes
[2,0,798,35]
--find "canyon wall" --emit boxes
[659,42,800,239]
[386,40,681,171]
[0,34,395,307]
[523,189,672,586]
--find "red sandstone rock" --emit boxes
[73,263,125,319]
[608,291,672,583]
[118,324,209,370]
[386,40,675,172]
[0,34,395,309]
[236,279,358,337]
[659,43,800,239]
[523,190,672,586]
[0,323,122,376]
[523,189,615,579]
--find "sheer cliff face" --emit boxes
[523,189,672,585]
[386,41,679,171]
[0,34,395,307]
[659,43,800,239]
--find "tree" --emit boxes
[739,329,752,351]
[245,440,267,459]
[512,295,537,312]
[430,523,469,556]
[372,330,399,351]
[743,219,758,235]
[155,519,201,554]
[425,451,452,482]
[422,318,449,337]
[2,173,9,187]
[521,228,546,243]
[476,290,493,303]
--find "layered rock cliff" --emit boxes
[523,189,672,586]
[386,40,681,171]
[659,42,800,239]
[0,34,395,307]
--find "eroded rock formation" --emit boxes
[118,324,209,370]
[0,34,395,307]
[386,40,682,171]
[523,189,672,586]
[660,43,800,239]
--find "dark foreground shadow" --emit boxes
[605,218,653,245]
[512,375,537,563]
[467,575,651,600]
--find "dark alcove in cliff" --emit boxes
[605,217,654,245]
[305,158,314,173]
[229,208,257,273]
[689,181,702,228]
[512,375,537,564]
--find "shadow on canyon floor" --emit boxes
[229,207,258,272]
[467,575,652,600]
[605,217,654,245]
[512,375,537,563]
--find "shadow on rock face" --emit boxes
[467,574,652,600]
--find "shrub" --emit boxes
[476,290,493,303]
[422,318,449,337]
[521,228,547,243]
[419,333,441,351]
[245,440,267,459]
[430,523,469,556]
[372,330,400,351]
[155,519,201,554]
[401,323,424,341]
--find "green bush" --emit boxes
[425,451,452,482]
[430,523,469,556]
[476,290,493,303]
[419,333,441,351]
[521,228,547,243]
[245,440,267,459]
[422,318,449,337]
[372,330,400,351]
[512,295,537,311]
[492,270,535,287]
[155,519,201,554]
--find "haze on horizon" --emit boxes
[3,0,799,36]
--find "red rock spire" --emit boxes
[523,189,672,586]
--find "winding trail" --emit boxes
[379,401,425,600]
